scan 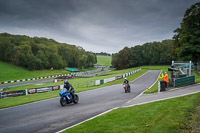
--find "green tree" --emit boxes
[117,47,130,69]
[87,52,96,67]
[173,2,200,69]
[129,45,143,67]
[78,54,88,68]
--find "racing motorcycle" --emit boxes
[59,88,79,106]
[123,83,131,93]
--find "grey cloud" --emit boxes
[0,0,199,53]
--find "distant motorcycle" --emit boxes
[59,88,79,106]
[123,83,131,93]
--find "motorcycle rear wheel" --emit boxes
[124,88,127,93]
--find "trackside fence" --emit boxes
[174,75,195,87]
[0,74,71,85]
[0,68,141,99]
[95,68,141,85]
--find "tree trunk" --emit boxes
[197,61,200,71]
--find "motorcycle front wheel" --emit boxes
[60,97,66,106]
[73,94,79,104]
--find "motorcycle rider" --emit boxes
[64,80,75,101]
[123,77,130,89]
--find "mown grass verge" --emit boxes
[96,55,111,66]
[0,61,98,82]
[0,68,147,109]
[0,61,70,82]
[64,92,200,133]
[193,70,200,83]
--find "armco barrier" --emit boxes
[0,74,70,85]
[100,80,104,84]
[0,68,142,98]
[95,68,141,86]
[95,80,100,86]
[174,75,195,87]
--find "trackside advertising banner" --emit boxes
[27,86,60,95]
[0,90,26,99]
[0,85,60,98]
[0,68,141,99]
[36,87,53,93]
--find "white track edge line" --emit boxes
[126,70,161,104]
[0,69,143,111]
[56,70,157,132]
[0,96,59,111]
[56,107,119,133]
[123,90,200,108]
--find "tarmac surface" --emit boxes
[0,70,160,133]
[123,83,200,108]
[0,79,53,90]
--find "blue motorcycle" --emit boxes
[59,88,79,106]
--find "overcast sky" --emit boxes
[0,0,199,53]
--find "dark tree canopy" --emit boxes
[173,2,200,63]
[0,33,97,70]
[112,40,175,69]
[112,2,200,70]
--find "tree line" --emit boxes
[112,2,200,70]
[95,52,111,56]
[0,33,97,70]
[112,40,175,69]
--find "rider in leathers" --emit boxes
[64,80,74,101]
[123,77,130,89]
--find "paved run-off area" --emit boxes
[0,70,160,133]
[123,83,200,108]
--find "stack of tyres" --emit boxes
[160,81,166,91]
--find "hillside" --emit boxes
[0,33,96,70]
[0,61,69,82]
[97,55,112,66]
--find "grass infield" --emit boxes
[96,55,112,66]
[0,67,146,109]
[64,92,200,133]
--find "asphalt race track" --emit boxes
[0,70,161,133]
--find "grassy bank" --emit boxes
[193,70,200,83]
[0,61,97,82]
[96,55,111,66]
[0,68,147,109]
[0,61,70,82]
[64,92,200,133]
[4,67,143,92]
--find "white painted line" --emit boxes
[56,107,119,133]
[126,70,161,104]
[0,97,59,111]
[123,90,200,108]
[56,70,155,132]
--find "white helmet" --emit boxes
[125,77,127,80]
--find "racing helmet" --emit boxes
[64,80,69,86]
